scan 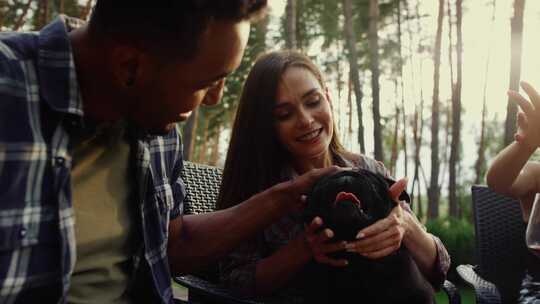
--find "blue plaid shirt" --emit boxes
[0,16,185,303]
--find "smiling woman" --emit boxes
[273,65,334,173]
[215,50,451,302]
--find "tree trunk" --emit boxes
[197,118,209,164]
[255,14,269,50]
[449,0,463,217]
[475,99,488,185]
[342,0,365,154]
[428,0,444,220]
[390,105,400,176]
[42,0,49,27]
[504,0,526,145]
[406,0,425,213]
[348,74,354,147]
[336,41,344,134]
[182,109,199,161]
[285,0,297,49]
[439,0,452,187]
[0,3,5,29]
[397,0,408,178]
[475,0,497,185]
[369,0,383,162]
[210,125,222,166]
[412,106,424,219]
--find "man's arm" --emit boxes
[167,166,340,275]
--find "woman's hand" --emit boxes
[509,81,540,151]
[303,216,349,267]
[344,178,409,259]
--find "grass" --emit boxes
[436,285,475,304]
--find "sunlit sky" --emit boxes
[266,0,540,184]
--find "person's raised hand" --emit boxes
[509,81,540,151]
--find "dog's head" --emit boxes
[303,169,409,241]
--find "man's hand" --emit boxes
[344,178,409,259]
[509,81,540,151]
[272,166,342,213]
[303,216,348,267]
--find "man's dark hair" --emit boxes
[88,0,267,59]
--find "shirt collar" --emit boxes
[37,15,85,118]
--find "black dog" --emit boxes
[301,169,434,304]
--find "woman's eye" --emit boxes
[275,112,292,121]
[306,96,321,107]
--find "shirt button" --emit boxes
[54,157,65,167]
[19,228,27,238]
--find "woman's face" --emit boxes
[273,66,333,164]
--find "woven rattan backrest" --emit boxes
[471,185,528,303]
[180,161,223,215]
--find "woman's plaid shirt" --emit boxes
[0,16,185,303]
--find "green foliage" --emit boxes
[426,217,475,282]
[2,0,85,31]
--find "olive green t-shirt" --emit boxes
[67,122,135,304]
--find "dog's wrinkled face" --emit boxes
[304,169,397,241]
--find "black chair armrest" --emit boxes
[441,279,461,304]
[456,264,502,304]
[174,275,263,304]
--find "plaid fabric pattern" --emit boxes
[220,155,450,301]
[519,273,540,304]
[0,16,185,303]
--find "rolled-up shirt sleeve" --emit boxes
[429,234,451,288]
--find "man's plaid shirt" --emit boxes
[0,16,185,303]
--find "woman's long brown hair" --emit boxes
[217,50,347,210]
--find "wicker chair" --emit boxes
[175,161,461,304]
[456,185,529,304]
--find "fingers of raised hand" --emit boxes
[521,81,540,108]
[509,90,535,117]
[517,111,528,130]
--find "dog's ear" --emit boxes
[383,177,411,204]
